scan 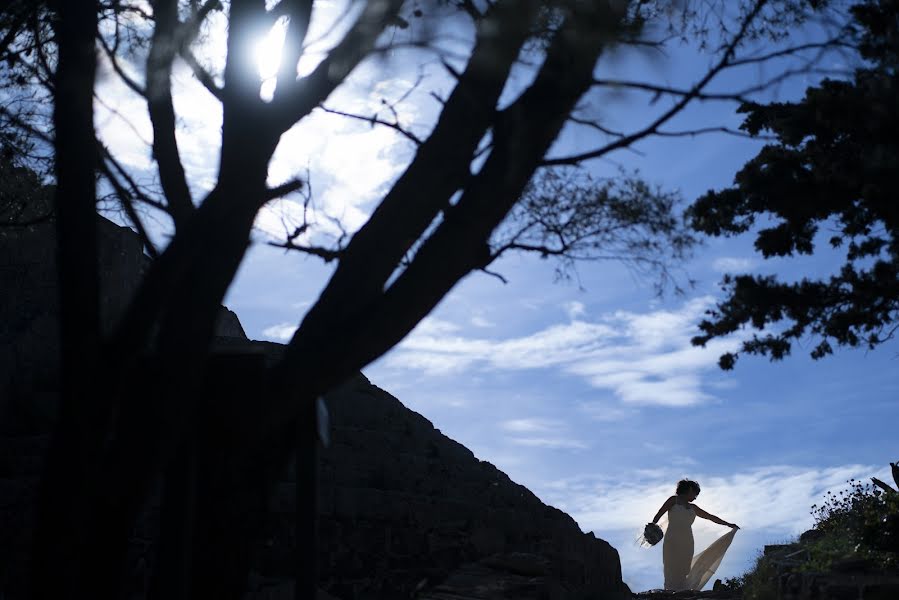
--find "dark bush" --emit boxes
[810,478,899,570]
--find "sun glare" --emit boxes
[255,17,288,101]
[252,1,355,100]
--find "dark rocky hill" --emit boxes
[0,207,631,599]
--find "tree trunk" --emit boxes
[147,431,198,600]
[191,353,271,600]
[31,1,108,598]
[295,395,319,600]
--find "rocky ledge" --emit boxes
[412,555,740,600]
[632,590,740,600]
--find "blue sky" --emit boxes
[91,1,898,592]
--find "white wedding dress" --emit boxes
[663,502,737,591]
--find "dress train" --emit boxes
[663,503,736,591]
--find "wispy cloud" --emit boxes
[470,315,494,328]
[501,418,562,433]
[564,301,587,320]
[576,400,635,422]
[413,317,462,336]
[510,437,590,450]
[500,418,589,450]
[384,298,742,407]
[262,322,298,341]
[712,257,757,273]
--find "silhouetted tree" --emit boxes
[0,1,857,599]
[688,0,899,369]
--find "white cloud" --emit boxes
[501,418,562,433]
[385,351,474,376]
[470,315,493,328]
[412,317,462,336]
[262,322,298,341]
[712,257,757,273]
[564,300,587,319]
[509,437,590,450]
[384,297,742,407]
[576,400,635,422]
[499,418,589,451]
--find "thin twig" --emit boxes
[98,158,160,258]
[98,35,146,96]
[541,0,771,167]
[267,239,343,262]
[319,106,423,145]
[478,266,508,284]
[179,48,225,100]
[264,179,305,202]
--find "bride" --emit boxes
[651,479,739,591]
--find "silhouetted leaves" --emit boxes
[811,474,899,561]
[688,0,899,368]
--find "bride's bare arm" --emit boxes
[693,505,739,528]
[652,496,676,523]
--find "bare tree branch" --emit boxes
[98,158,160,258]
[726,37,853,68]
[267,239,343,261]
[266,0,626,423]
[179,47,224,100]
[146,0,194,229]
[269,0,544,385]
[318,105,423,145]
[98,142,169,212]
[542,0,770,167]
[264,178,304,202]
[478,266,508,284]
[171,0,225,101]
[98,34,146,96]
[269,0,406,131]
[592,77,750,103]
[0,4,31,62]
[653,125,774,139]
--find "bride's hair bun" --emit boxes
[676,479,700,494]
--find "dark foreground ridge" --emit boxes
[1,208,632,598]
[633,591,739,600]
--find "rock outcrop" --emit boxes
[1,194,151,430]
[258,373,630,599]
[0,207,631,599]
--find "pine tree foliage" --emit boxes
[688,0,899,369]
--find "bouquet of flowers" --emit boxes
[640,522,664,547]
